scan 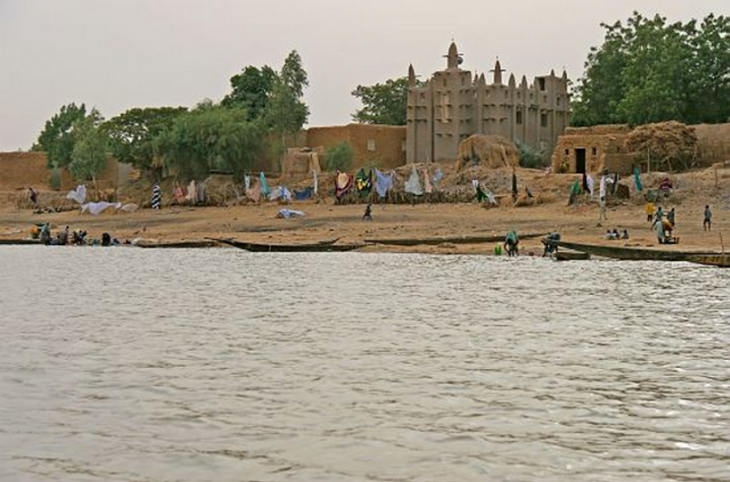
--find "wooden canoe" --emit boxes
[0,238,41,245]
[364,233,546,246]
[210,238,364,252]
[135,240,218,249]
[557,241,717,262]
[554,251,591,261]
[684,254,730,268]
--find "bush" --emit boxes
[49,167,61,191]
[517,141,548,169]
[324,141,353,172]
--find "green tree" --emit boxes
[69,109,108,182]
[572,12,730,126]
[686,14,730,123]
[33,103,87,168]
[352,76,415,125]
[221,65,277,120]
[156,105,262,181]
[101,106,187,172]
[324,141,353,172]
[265,51,310,145]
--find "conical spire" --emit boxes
[508,73,516,88]
[493,59,503,84]
[408,64,416,86]
[447,42,459,69]
[520,75,528,88]
[562,69,568,81]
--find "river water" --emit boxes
[0,246,728,482]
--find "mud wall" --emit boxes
[306,124,406,171]
[0,151,130,192]
[694,123,730,165]
[0,152,51,190]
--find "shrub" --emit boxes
[517,141,548,169]
[325,141,354,172]
[49,167,61,191]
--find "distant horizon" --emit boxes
[1,0,727,151]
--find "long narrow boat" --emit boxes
[554,251,591,261]
[0,238,41,245]
[557,240,717,262]
[364,232,546,246]
[211,238,364,253]
[684,254,730,268]
[135,240,218,249]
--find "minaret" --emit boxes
[508,73,516,88]
[447,42,459,69]
[492,59,504,85]
[408,64,416,87]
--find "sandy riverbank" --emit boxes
[1,189,727,254]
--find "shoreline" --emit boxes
[1,198,726,256]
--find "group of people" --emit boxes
[647,204,679,244]
[33,223,117,247]
[605,229,630,240]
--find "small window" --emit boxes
[557,96,561,106]
[538,78,546,91]
[541,113,548,128]
[443,78,447,88]
[367,139,376,151]
[565,149,569,156]
[592,147,597,156]
[516,110,523,125]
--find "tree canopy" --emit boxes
[572,12,730,126]
[155,104,263,181]
[265,51,310,142]
[102,107,187,171]
[221,65,277,121]
[352,77,416,126]
[69,109,108,181]
[33,103,88,168]
[32,50,310,178]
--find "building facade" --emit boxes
[406,42,570,163]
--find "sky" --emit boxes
[0,0,727,151]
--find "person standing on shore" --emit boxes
[598,171,613,224]
[151,183,162,210]
[654,206,664,225]
[667,208,676,229]
[704,205,712,231]
[645,202,655,222]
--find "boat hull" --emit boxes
[557,241,716,262]
[212,238,364,252]
[554,251,591,261]
[365,233,546,246]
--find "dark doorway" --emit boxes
[575,148,586,174]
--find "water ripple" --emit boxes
[0,247,728,481]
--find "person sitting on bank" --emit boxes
[504,230,519,257]
[622,229,630,240]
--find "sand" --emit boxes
[1,166,728,254]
